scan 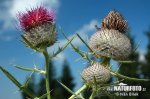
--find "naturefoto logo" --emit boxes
[107,83,146,96]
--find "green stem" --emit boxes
[43,49,51,99]
[69,84,87,99]
[89,91,96,99]
[22,88,35,98]
[111,71,150,82]
[101,58,110,67]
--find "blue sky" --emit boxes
[0,0,150,99]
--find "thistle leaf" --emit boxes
[24,72,34,87]
[0,66,22,88]
[15,65,35,71]
[133,40,141,53]
[0,66,35,98]
[14,65,45,74]
[52,23,56,34]
[50,36,74,59]
[21,35,44,52]
[111,71,150,82]
[118,60,135,63]
[76,33,93,52]
[38,90,52,99]
[58,81,84,99]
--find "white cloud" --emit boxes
[52,52,65,63]
[0,35,14,41]
[9,0,60,18]
[72,19,99,46]
[0,0,60,40]
[139,50,146,62]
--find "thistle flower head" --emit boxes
[81,62,110,86]
[17,6,56,51]
[101,10,128,33]
[89,29,131,60]
[89,11,131,60]
[18,6,55,31]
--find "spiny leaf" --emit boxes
[14,65,46,74]
[15,65,35,71]
[0,66,22,88]
[76,33,93,52]
[52,23,56,35]
[58,81,84,99]
[111,71,150,82]
[21,35,34,49]
[118,60,135,63]
[24,72,34,87]
[38,90,52,99]
[0,66,35,98]
[116,63,122,72]
[50,36,74,59]
[133,40,141,53]
[21,35,44,52]
[61,31,92,63]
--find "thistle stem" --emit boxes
[89,91,96,99]
[101,58,110,67]
[43,49,51,99]
[69,84,87,99]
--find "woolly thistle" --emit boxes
[89,29,131,60]
[89,11,131,60]
[18,6,56,51]
[81,62,110,86]
[101,10,128,33]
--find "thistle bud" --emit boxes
[18,6,56,51]
[89,29,131,60]
[81,63,110,86]
[101,11,127,33]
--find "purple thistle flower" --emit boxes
[17,6,56,51]
[18,6,55,31]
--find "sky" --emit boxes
[0,0,150,99]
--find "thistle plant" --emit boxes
[0,6,74,99]
[61,11,150,99]
[0,5,150,99]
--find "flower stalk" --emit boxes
[89,91,96,99]
[43,49,51,99]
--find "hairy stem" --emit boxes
[69,84,87,99]
[43,49,51,99]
